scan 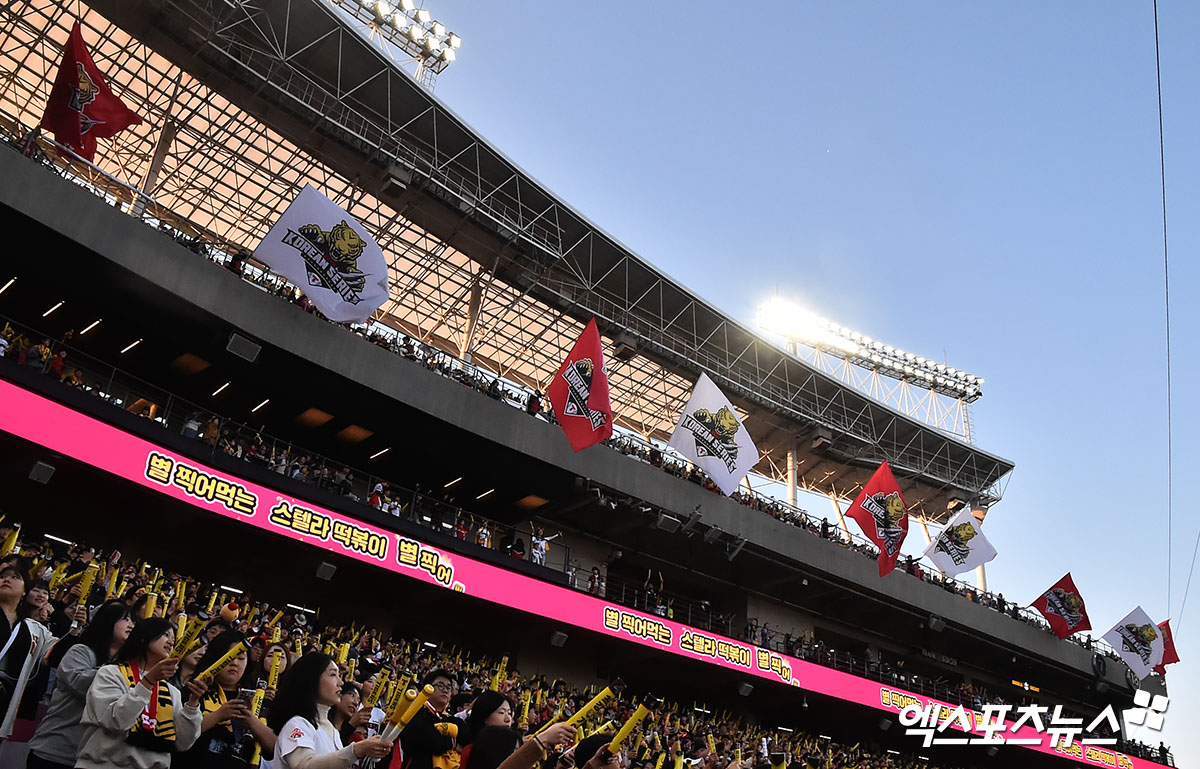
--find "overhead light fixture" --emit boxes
[405,24,423,41]
[422,36,439,53]
[777,727,793,733]
[430,21,445,37]
[476,488,495,499]
[818,735,831,741]
[42,301,64,317]
[219,585,244,594]
[375,0,391,17]
[0,277,14,295]
[120,339,142,354]
[212,381,230,396]
[423,641,438,648]
[726,537,747,561]
[285,603,316,614]
[444,477,462,488]
[440,48,456,62]
[415,8,430,22]
[399,0,414,9]
[447,33,461,48]
[81,318,101,335]
[251,398,269,413]
[43,533,74,545]
[370,447,390,459]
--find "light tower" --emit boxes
[331,0,462,89]
[756,296,985,442]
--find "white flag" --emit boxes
[668,373,758,496]
[1103,606,1165,680]
[253,185,389,323]
[922,509,998,576]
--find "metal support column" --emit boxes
[827,493,850,539]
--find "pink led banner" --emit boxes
[0,379,1154,769]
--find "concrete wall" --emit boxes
[0,149,1129,690]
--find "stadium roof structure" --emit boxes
[0,0,1014,521]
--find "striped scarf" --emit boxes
[118,662,178,751]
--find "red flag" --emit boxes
[547,318,613,452]
[1153,619,1179,675]
[845,461,909,577]
[1030,573,1092,639]
[40,22,142,161]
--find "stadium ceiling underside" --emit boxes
[0,0,1014,520]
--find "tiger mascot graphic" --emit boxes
[298,220,367,292]
[1118,622,1159,663]
[1045,587,1085,630]
[693,406,740,452]
[934,522,977,565]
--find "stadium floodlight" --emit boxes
[406,24,423,41]
[447,33,462,48]
[375,0,391,18]
[391,12,409,29]
[440,48,456,62]
[422,36,439,54]
[431,21,445,37]
[416,8,431,23]
[399,0,415,8]
[756,295,985,402]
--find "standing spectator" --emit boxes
[475,523,493,550]
[28,603,134,769]
[399,669,464,769]
[75,617,203,768]
[525,391,541,417]
[0,563,56,741]
[586,568,605,597]
[268,652,391,769]
[529,526,561,567]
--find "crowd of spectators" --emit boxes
[0,312,1123,669]
[0,525,1174,769]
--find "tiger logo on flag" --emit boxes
[1115,622,1158,664]
[858,491,907,556]
[281,220,368,302]
[70,63,104,136]
[681,406,742,472]
[560,358,606,429]
[1043,588,1086,631]
[933,522,977,566]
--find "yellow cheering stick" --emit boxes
[266,610,284,630]
[537,678,626,736]
[654,753,666,769]
[384,682,413,725]
[364,668,390,709]
[270,625,281,645]
[381,685,431,742]
[706,734,717,756]
[245,605,258,626]
[293,637,303,657]
[606,696,658,756]
[0,523,20,557]
[490,655,508,691]
[195,639,251,684]
[249,688,267,766]
[115,578,128,601]
[337,642,350,665]
[48,562,69,592]
[206,591,218,614]
[520,689,531,726]
[346,658,356,683]
[142,593,158,619]
[75,562,99,606]
[171,615,205,660]
[267,650,283,689]
[588,720,616,738]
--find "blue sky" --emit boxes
[430,1,1199,761]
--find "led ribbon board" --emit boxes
[0,379,1152,769]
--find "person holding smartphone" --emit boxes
[177,630,276,768]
